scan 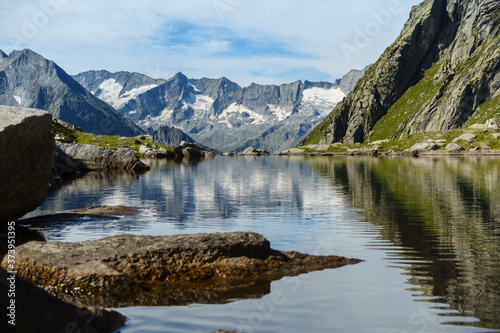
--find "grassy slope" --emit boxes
[369,61,444,141]
[52,121,174,156]
[465,94,500,127]
[297,128,500,153]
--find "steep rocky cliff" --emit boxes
[304,0,500,145]
[0,49,143,137]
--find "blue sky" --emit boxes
[0,0,422,86]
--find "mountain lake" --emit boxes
[24,155,500,333]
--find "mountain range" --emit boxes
[73,68,366,152]
[73,70,364,152]
[0,48,365,152]
[303,0,500,145]
[0,49,141,137]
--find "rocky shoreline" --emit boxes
[279,149,500,157]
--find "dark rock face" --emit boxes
[3,232,361,307]
[0,49,142,137]
[305,0,500,145]
[0,106,54,225]
[54,142,150,174]
[0,267,125,333]
[147,125,195,146]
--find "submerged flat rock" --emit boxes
[3,232,361,307]
[18,206,142,225]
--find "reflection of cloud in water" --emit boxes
[31,156,343,235]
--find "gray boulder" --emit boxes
[243,147,270,155]
[182,146,203,159]
[485,117,499,132]
[445,143,464,152]
[139,144,153,155]
[172,142,208,159]
[55,142,149,173]
[135,134,154,142]
[54,134,68,143]
[452,133,477,143]
[408,142,439,153]
[0,106,54,224]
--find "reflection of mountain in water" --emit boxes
[31,157,325,232]
[139,156,309,223]
[307,156,500,329]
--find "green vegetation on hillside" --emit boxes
[297,127,500,153]
[465,94,500,127]
[369,61,444,142]
[52,121,174,156]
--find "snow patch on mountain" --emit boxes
[302,87,345,110]
[13,95,22,105]
[97,79,159,109]
[189,83,200,92]
[189,94,215,110]
[220,103,266,125]
[268,105,291,121]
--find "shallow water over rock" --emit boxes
[26,156,500,333]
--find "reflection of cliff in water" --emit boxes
[307,156,500,329]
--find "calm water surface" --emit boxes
[27,156,500,333]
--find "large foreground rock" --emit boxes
[0,106,55,224]
[55,142,150,174]
[3,232,361,307]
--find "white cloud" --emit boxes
[0,0,422,86]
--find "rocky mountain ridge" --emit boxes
[303,0,500,145]
[75,68,366,152]
[0,49,196,146]
[0,49,142,137]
